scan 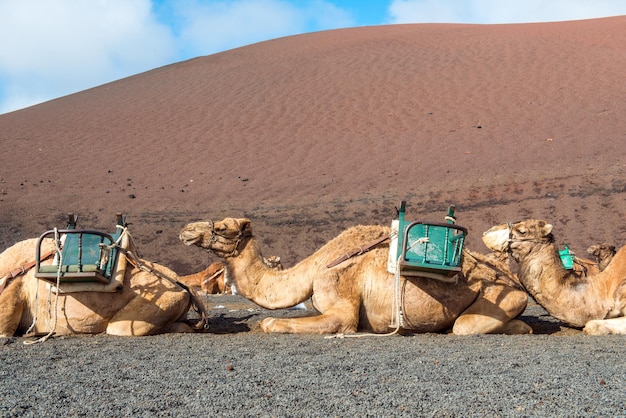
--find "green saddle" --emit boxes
[396,201,467,280]
[36,213,126,284]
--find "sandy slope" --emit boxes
[1,17,625,276]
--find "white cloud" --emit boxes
[174,0,305,55]
[0,0,355,114]
[3,0,624,114]
[170,0,354,57]
[388,0,626,24]
[0,0,176,114]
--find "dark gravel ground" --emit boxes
[1,296,624,418]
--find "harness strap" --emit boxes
[327,235,390,268]
[202,268,225,287]
[3,250,56,280]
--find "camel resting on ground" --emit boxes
[0,231,207,337]
[483,220,626,335]
[180,217,532,335]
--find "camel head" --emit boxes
[587,243,616,271]
[179,217,252,257]
[482,220,553,261]
[587,243,616,260]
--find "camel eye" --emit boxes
[517,227,528,235]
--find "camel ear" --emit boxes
[541,223,553,236]
[238,218,252,233]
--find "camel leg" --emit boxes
[583,317,626,335]
[452,286,532,335]
[260,302,359,334]
[106,292,193,336]
[499,319,534,335]
[0,278,26,337]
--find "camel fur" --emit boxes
[483,220,626,335]
[180,256,283,294]
[0,235,206,337]
[179,217,532,335]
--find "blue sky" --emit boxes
[1,0,625,114]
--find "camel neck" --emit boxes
[224,237,312,309]
[517,242,604,327]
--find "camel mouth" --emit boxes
[179,232,201,246]
[482,227,510,253]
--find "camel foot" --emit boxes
[260,318,276,333]
[260,315,353,334]
[583,318,626,335]
[583,320,611,335]
[502,319,533,335]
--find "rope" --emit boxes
[116,232,209,330]
[24,228,62,345]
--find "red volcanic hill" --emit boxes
[1,17,625,274]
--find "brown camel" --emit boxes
[0,231,207,338]
[179,256,283,294]
[482,220,626,335]
[179,217,532,335]
[587,243,616,271]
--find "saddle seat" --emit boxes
[388,201,467,283]
[35,213,127,285]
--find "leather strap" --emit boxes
[327,235,389,268]
[3,250,56,280]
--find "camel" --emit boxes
[482,220,626,335]
[179,262,230,294]
[179,256,283,295]
[179,217,533,335]
[0,230,208,338]
[587,243,616,271]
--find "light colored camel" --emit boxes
[0,233,207,337]
[179,256,283,294]
[482,220,626,335]
[179,217,532,335]
[179,262,230,294]
[587,243,616,271]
